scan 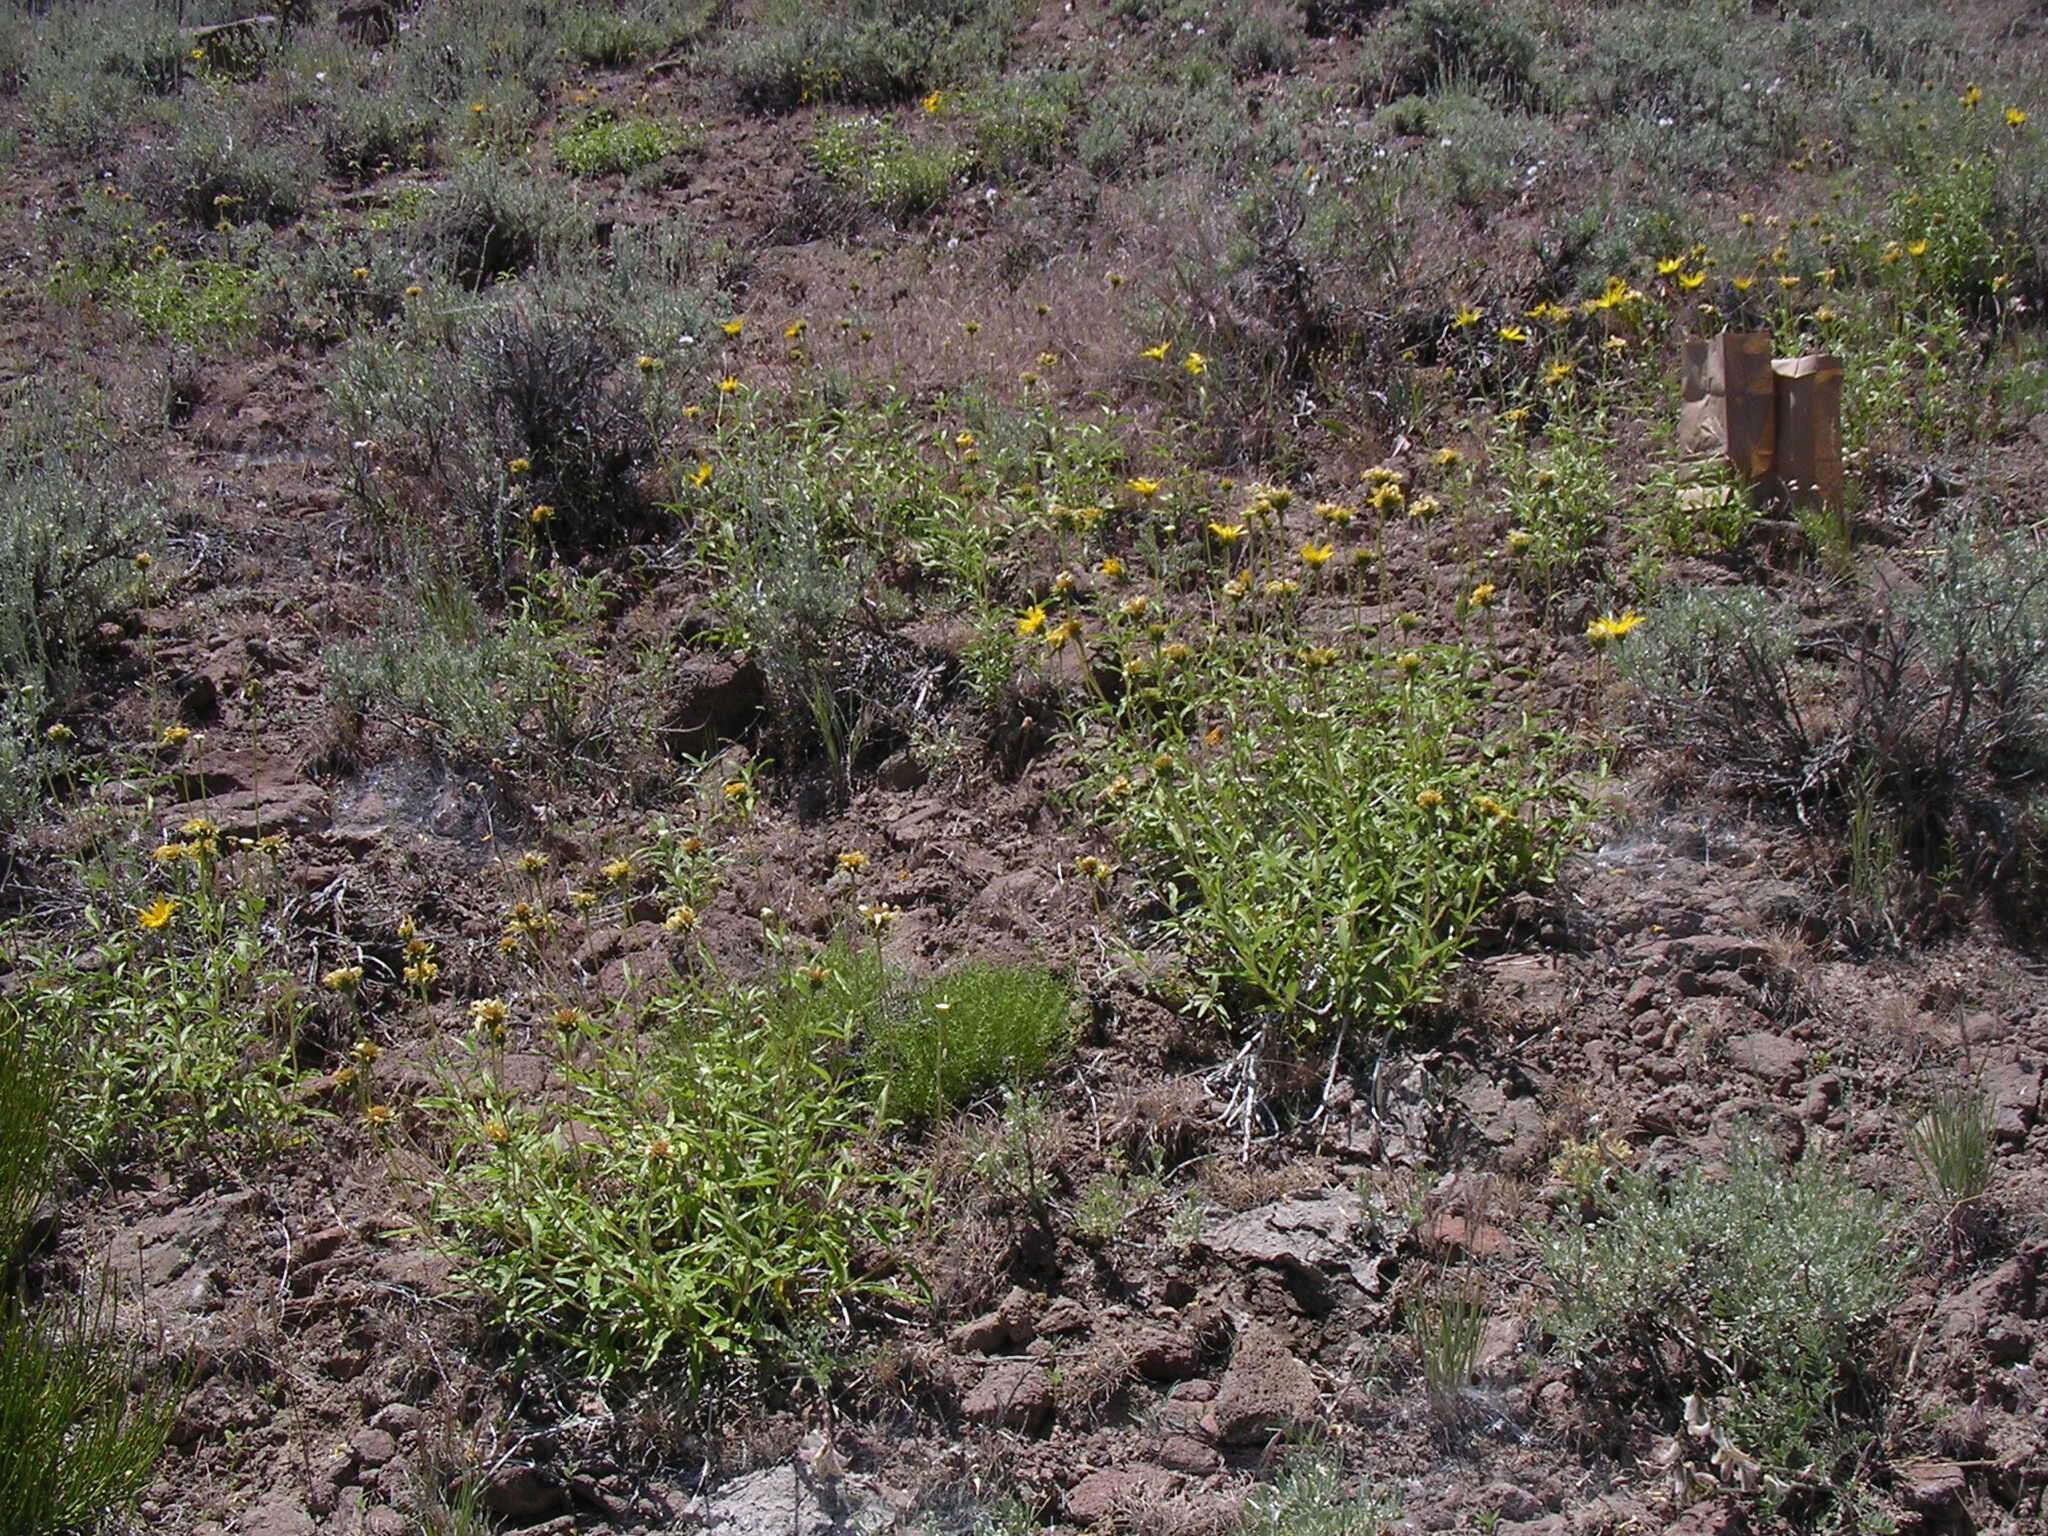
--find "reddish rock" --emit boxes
[1066,1467,1177,1526]
[1203,1323,1320,1447]
[962,1359,1053,1433]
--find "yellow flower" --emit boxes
[151,842,190,865]
[922,90,945,114]
[1474,795,1510,822]
[1370,482,1407,514]
[718,375,740,395]
[1415,788,1442,810]
[1546,360,1576,385]
[1433,447,1463,467]
[1525,301,1572,325]
[403,957,440,988]
[859,902,902,930]
[691,462,713,488]
[351,266,370,282]
[517,851,549,875]
[602,858,633,883]
[663,904,696,932]
[1497,325,1529,343]
[364,1103,394,1127]
[1469,582,1497,608]
[1451,304,1482,329]
[2007,107,2028,128]
[723,780,748,801]
[1075,855,1113,883]
[1604,335,1629,352]
[350,1038,379,1064]
[1182,351,1207,377]
[1732,275,1755,292]
[1127,477,1161,500]
[1263,578,1300,598]
[1655,256,1685,276]
[1906,238,1930,257]
[1016,605,1048,637]
[136,897,179,931]
[1139,342,1170,362]
[1883,242,1905,265]
[1044,618,1082,649]
[1301,645,1337,668]
[1677,270,1707,291]
[159,724,191,746]
[486,1120,510,1144]
[646,1136,673,1159]
[469,998,510,1029]
[721,318,744,336]
[1961,83,1983,108]
[569,889,597,909]
[1778,275,1800,290]
[1118,594,1151,618]
[1098,556,1124,579]
[529,503,556,526]
[1298,541,1334,567]
[508,457,530,475]
[1406,494,1440,519]
[1586,609,1646,647]
[1208,521,1247,544]
[785,319,806,339]
[637,354,663,373]
[1315,501,1354,525]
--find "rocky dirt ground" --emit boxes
[6,3,2048,1535]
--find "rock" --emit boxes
[663,655,764,754]
[1481,1484,1544,1521]
[239,1495,318,1536]
[1203,1322,1320,1447]
[169,782,330,841]
[370,1403,423,1436]
[351,1427,398,1468]
[1985,1059,2042,1143]
[1895,1461,1967,1514]
[1199,1189,1393,1298]
[481,1465,568,1522]
[1498,1519,1568,1536]
[962,1359,1053,1432]
[697,1464,900,1536]
[1726,1031,1805,1091]
[1131,1327,1201,1381]
[949,1287,1036,1354]
[1155,1433,1220,1474]
[1066,1467,1177,1526]
[1037,1297,1091,1336]
[1671,935,1770,976]
[1661,1499,1748,1536]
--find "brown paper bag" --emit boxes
[1680,333,1777,480]
[1768,354,1843,512]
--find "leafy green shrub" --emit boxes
[12,880,307,1171]
[110,254,266,349]
[554,109,696,176]
[1540,1131,1906,1477]
[430,973,912,1381]
[1094,650,1582,1036]
[869,962,1074,1123]
[1495,415,1619,598]
[960,70,1079,181]
[805,115,964,222]
[319,85,434,182]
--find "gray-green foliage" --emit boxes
[806,115,965,222]
[555,110,697,177]
[1540,1131,1906,1474]
[722,0,1026,114]
[868,962,1074,1122]
[1239,1454,1400,1536]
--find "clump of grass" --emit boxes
[869,962,1074,1123]
[1908,1087,1993,1205]
[805,115,965,224]
[1239,1452,1401,1536]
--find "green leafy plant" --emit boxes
[1540,1129,1907,1478]
[805,115,965,223]
[1094,649,1583,1036]
[430,967,914,1382]
[555,109,696,176]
